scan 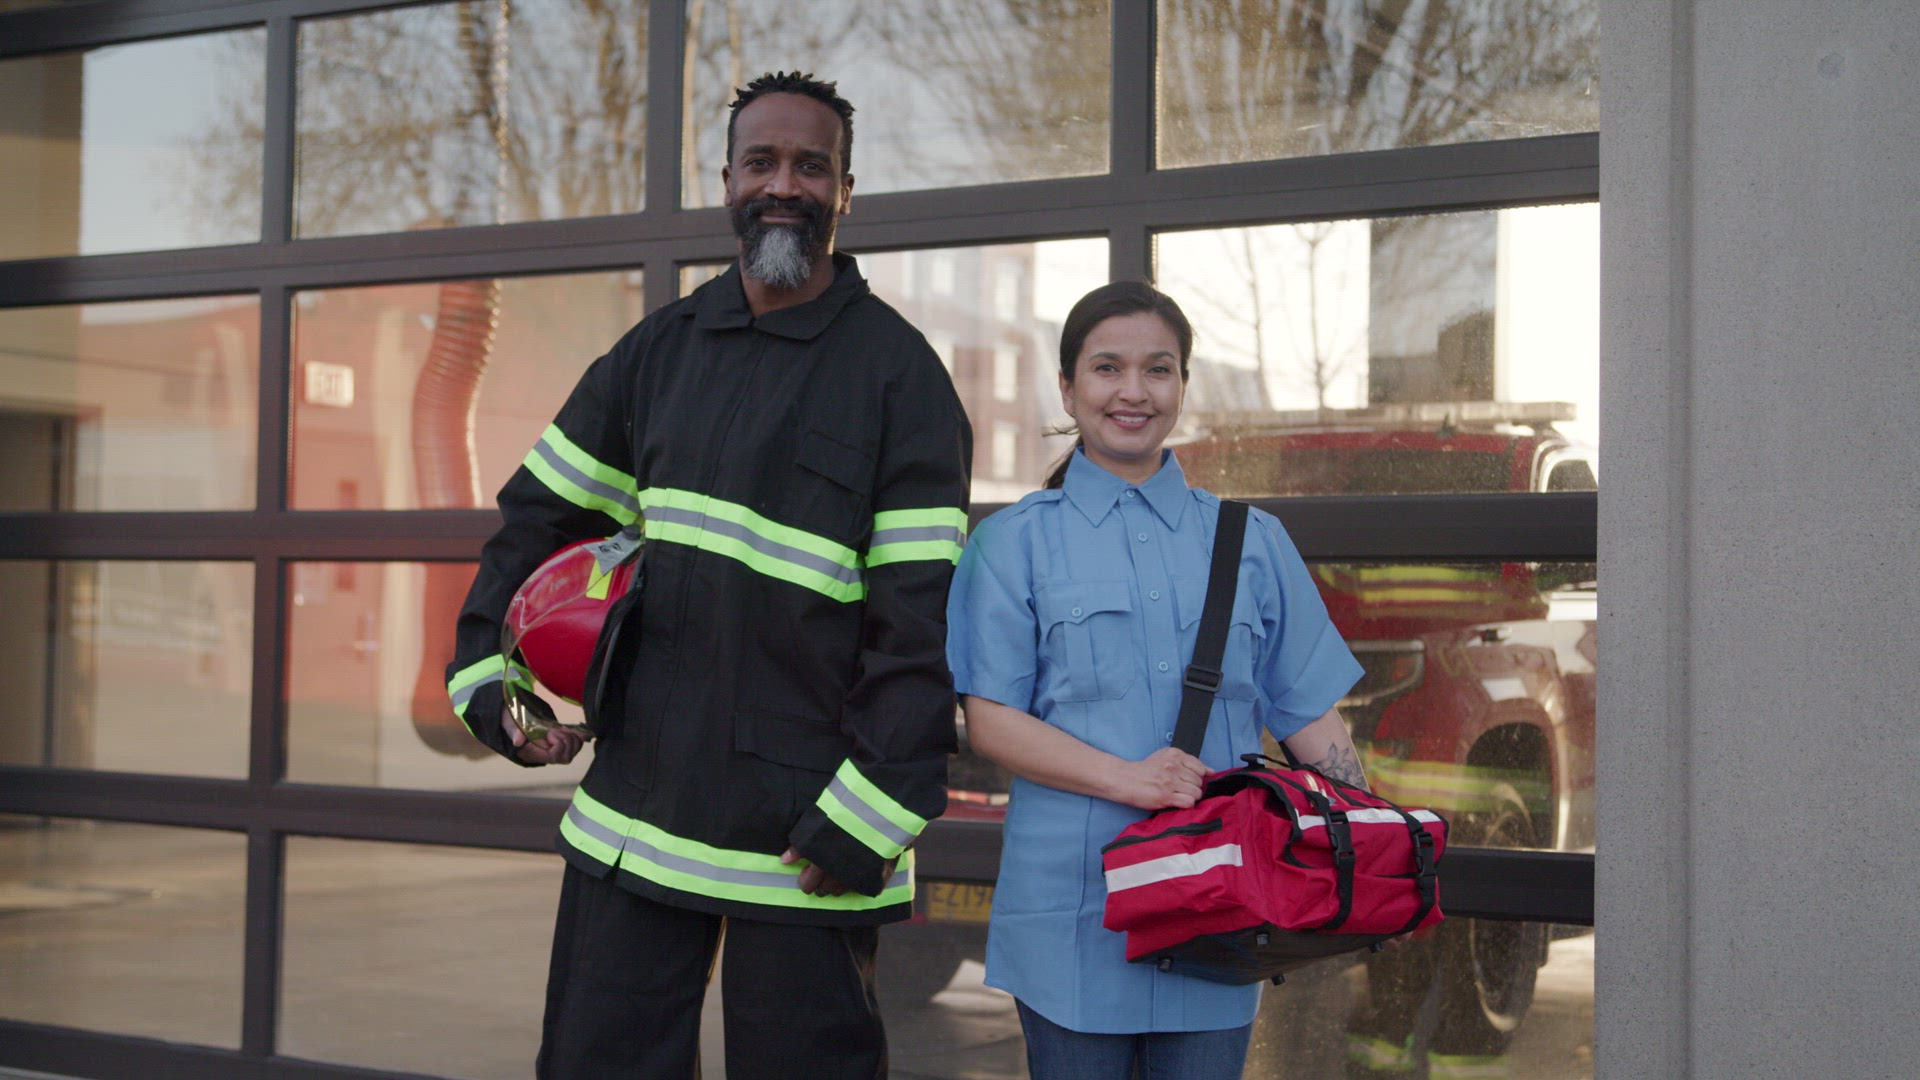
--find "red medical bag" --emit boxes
[1100,754,1446,984]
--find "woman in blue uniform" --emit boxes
[946,282,1369,1080]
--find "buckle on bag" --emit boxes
[1412,829,1436,875]
[1328,810,1355,866]
[1183,664,1222,692]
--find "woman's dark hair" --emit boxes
[1043,281,1195,489]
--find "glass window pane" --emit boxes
[884,882,1590,1077]
[858,239,1108,502]
[1316,561,1596,855]
[946,560,1596,855]
[289,271,646,511]
[0,297,261,511]
[682,0,1110,206]
[279,838,561,1077]
[1157,0,1599,169]
[285,561,590,791]
[0,561,253,778]
[995,564,1600,868]
[1246,921,1591,1077]
[0,28,264,260]
[0,819,245,1046]
[1157,203,1599,497]
[295,0,649,238]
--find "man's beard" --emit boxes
[732,196,834,290]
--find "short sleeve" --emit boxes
[945,511,1039,713]
[1252,510,1364,740]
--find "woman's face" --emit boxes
[1061,311,1186,482]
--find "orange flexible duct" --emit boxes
[410,279,504,757]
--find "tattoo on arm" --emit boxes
[1304,742,1368,791]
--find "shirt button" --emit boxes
[1158,661,1170,672]
[1136,532,1148,543]
[1149,590,1160,600]
[1125,490,1137,498]
[1070,606,1082,617]
[1165,733,1174,744]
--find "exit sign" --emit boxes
[304,361,355,408]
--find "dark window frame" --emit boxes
[0,1,1596,1074]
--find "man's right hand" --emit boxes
[1109,747,1209,810]
[502,706,586,765]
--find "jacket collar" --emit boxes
[1062,448,1190,530]
[691,252,867,340]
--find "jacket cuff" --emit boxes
[452,681,540,767]
[789,760,933,896]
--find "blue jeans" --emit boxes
[1016,1000,1254,1080]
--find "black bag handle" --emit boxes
[1171,500,1250,758]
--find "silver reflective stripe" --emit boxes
[568,804,912,892]
[644,504,862,587]
[825,776,917,850]
[565,804,625,851]
[449,671,503,710]
[868,524,966,548]
[532,437,642,519]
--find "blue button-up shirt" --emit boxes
[946,449,1362,1033]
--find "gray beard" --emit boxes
[741,226,813,291]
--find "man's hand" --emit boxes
[502,707,586,765]
[1107,747,1210,810]
[780,848,897,897]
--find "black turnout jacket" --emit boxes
[446,255,972,925]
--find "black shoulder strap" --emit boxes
[1171,499,1249,757]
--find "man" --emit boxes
[443,72,972,1079]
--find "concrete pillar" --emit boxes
[1599,2,1920,1076]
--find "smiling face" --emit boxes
[723,92,854,288]
[1061,310,1187,484]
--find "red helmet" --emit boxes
[503,527,643,704]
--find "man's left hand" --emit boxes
[780,847,896,897]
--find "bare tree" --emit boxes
[1159,0,1598,167]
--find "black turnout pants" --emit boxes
[537,864,886,1080]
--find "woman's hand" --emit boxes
[1106,747,1210,810]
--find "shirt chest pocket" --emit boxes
[1035,580,1137,702]
[782,428,873,547]
[1174,579,1266,702]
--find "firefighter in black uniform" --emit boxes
[444,73,972,1079]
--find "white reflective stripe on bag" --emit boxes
[1103,844,1243,893]
[1296,808,1445,830]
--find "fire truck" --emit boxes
[905,401,1596,1064]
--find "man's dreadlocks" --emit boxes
[726,71,855,174]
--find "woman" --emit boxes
[946,281,1369,1080]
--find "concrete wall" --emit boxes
[1598,2,1920,1076]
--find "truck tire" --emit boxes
[1429,781,1548,1053]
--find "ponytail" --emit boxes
[1043,436,1084,489]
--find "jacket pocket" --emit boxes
[1035,579,1137,702]
[783,428,873,546]
[1175,577,1266,702]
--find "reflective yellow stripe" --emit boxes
[816,760,928,859]
[1428,1052,1510,1079]
[1366,756,1550,815]
[866,506,967,567]
[522,425,640,524]
[1346,1034,1417,1072]
[445,655,533,728]
[559,787,913,912]
[639,487,866,603]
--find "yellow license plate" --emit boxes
[922,881,994,924]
